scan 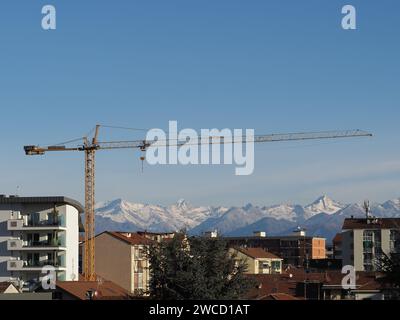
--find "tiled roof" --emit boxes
[343,218,400,230]
[236,247,282,260]
[103,231,154,246]
[56,281,131,300]
[246,271,385,299]
[263,293,300,301]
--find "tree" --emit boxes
[148,232,254,300]
[376,252,400,288]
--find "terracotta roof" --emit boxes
[56,281,131,300]
[263,293,300,301]
[137,231,176,236]
[236,247,282,260]
[100,231,154,246]
[246,271,385,299]
[343,218,400,230]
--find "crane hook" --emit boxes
[140,155,146,173]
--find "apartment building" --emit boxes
[0,196,83,289]
[226,229,326,267]
[94,232,153,295]
[230,247,283,275]
[341,217,400,271]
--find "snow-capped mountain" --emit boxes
[303,195,345,219]
[94,196,400,241]
[95,198,227,234]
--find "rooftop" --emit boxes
[246,271,385,300]
[56,281,131,300]
[0,195,84,213]
[100,231,154,246]
[235,247,282,260]
[263,293,300,301]
[343,218,400,230]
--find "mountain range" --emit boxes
[94,196,400,242]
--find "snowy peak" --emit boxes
[382,198,400,210]
[304,195,344,218]
[173,199,191,211]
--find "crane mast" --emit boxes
[23,126,372,281]
[84,146,96,281]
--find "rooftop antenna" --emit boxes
[363,200,371,220]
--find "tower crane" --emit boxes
[23,125,372,281]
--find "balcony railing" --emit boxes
[7,259,66,271]
[8,219,65,231]
[7,239,66,251]
[26,220,61,227]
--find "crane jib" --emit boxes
[22,126,372,281]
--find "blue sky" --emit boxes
[0,1,399,207]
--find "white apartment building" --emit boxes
[0,196,83,289]
[341,217,400,272]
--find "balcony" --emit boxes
[7,259,66,272]
[7,239,66,251]
[7,219,66,231]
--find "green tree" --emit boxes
[377,252,400,288]
[148,232,254,300]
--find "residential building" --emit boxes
[341,218,400,271]
[230,247,283,274]
[226,230,326,267]
[0,196,83,290]
[94,231,153,296]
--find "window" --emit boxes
[137,273,144,290]
[134,261,145,290]
[390,230,400,253]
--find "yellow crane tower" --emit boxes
[24,125,372,281]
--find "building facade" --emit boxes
[230,247,283,275]
[94,232,153,296]
[341,217,400,272]
[226,230,326,267]
[0,196,82,289]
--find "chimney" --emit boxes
[254,231,266,238]
[204,231,218,238]
[293,227,306,237]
